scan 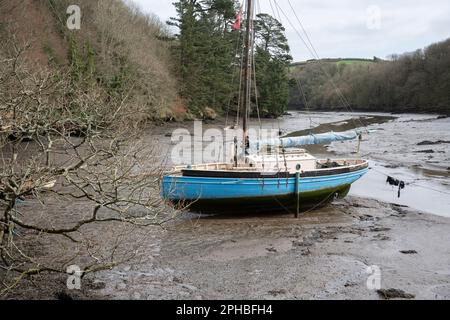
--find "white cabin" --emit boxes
[246,149,317,173]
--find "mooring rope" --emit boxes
[369,167,450,196]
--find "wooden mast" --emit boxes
[242,0,253,160]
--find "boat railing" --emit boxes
[314,159,368,171]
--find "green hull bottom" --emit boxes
[173,184,352,214]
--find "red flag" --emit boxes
[232,6,243,31]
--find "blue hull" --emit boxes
[161,167,368,213]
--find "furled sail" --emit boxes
[254,130,365,149]
[280,130,362,147]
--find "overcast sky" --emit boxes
[129,0,450,61]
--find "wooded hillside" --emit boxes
[289,39,450,115]
[0,0,181,127]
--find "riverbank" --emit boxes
[287,107,450,117]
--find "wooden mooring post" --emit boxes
[295,166,301,218]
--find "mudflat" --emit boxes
[87,196,449,300]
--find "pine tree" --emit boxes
[169,4,293,118]
[254,13,292,117]
[169,0,239,115]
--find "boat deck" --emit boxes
[168,159,368,179]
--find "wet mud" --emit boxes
[87,197,450,300]
[4,112,450,300]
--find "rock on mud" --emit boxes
[415,149,435,154]
[377,289,415,300]
[400,250,418,254]
[417,140,450,146]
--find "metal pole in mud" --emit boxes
[357,134,362,154]
[295,171,300,218]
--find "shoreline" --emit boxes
[286,108,450,117]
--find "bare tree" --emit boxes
[0,39,176,297]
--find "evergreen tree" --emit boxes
[169,4,293,118]
[254,13,292,117]
[169,0,238,115]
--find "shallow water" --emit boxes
[275,112,450,217]
[351,161,450,217]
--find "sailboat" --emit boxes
[161,0,369,214]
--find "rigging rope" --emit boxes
[252,2,262,132]
[369,167,450,196]
[225,29,244,128]
[274,0,368,131]
[268,0,278,20]
[253,0,266,170]
[294,77,315,132]
[235,30,245,128]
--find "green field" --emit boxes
[336,59,375,66]
[290,58,377,72]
